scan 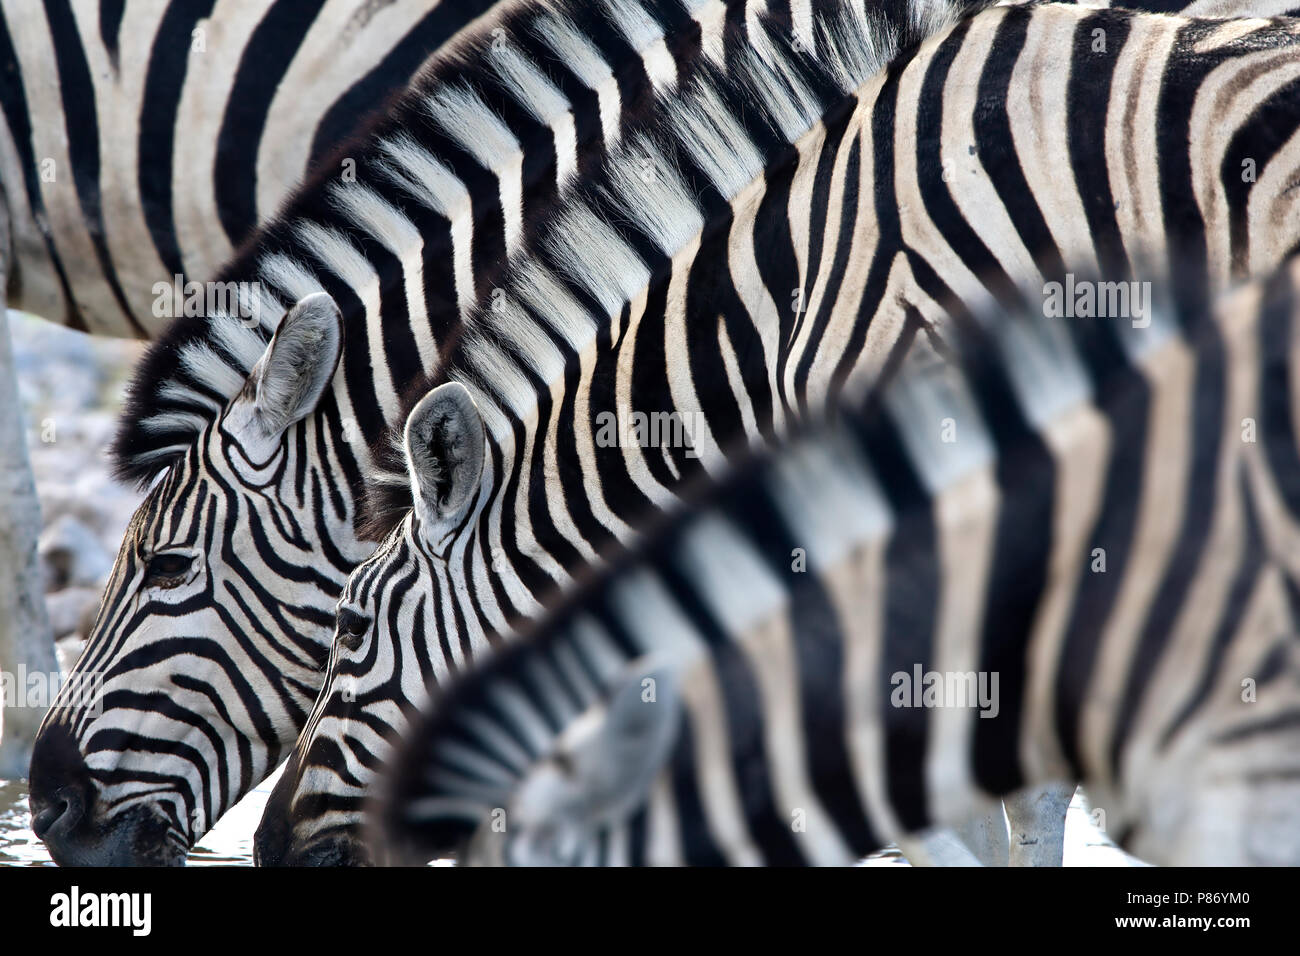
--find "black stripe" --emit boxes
[1158,469,1266,751]
[214,0,326,246]
[654,560,807,864]
[1153,20,1220,317]
[44,0,144,335]
[1258,266,1300,522]
[514,17,606,182]
[552,328,619,558]
[667,720,729,866]
[721,473,881,856]
[975,8,1064,280]
[682,214,755,471]
[585,305,663,539]
[829,59,905,401]
[1109,310,1225,774]
[99,0,124,72]
[138,0,217,284]
[1053,317,1147,778]
[306,1,496,172]
[963,317,1057,795]
[851,404,937,832]
[0,11,82,328]
[792,121,861,415]
[1066,11,1132,281]
[756,141,803,415]
[914,13,1025,314]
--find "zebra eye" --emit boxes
[336,607,371,651]
[142,552,195,589]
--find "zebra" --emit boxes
[25,0,791,865]
[360,253,1300,867]
[250,0,1300,865]
[0,0,521,776]
[7,0,1251,335]
[28,0,1300,865]
[0,0,514,338]
[0,0,1050,848]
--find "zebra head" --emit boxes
[254,381,487,866]
[453,663,682,867]
[28,293,353,867]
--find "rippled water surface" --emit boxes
[1,773,1134,867]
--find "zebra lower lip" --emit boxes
[266,836,372,867]
[38,810,187,867]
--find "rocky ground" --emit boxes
[9,311,144,670]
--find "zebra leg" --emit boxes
[894,800,1008,866]
[893,828,986,866]
[0,204,57,779]
[877,787,1071,867]
[1004,783,1076,867]
[952,804,1011,866]
[905,785,1075,867]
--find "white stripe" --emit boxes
[425,85,525,252]
[491,44,579,187]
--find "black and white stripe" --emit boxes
[254,1,1300,864]
[30,0,1300,866]
[0,0,558,337]
[369,254,1300,866]
[27,0,782,866]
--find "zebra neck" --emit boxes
[264,397,375,566]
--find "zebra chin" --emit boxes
[28,724,188,866]
[252,820,372,867]
[254,745,373,866]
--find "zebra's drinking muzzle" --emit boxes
[28,723,187,866]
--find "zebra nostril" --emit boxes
[29,722,96,845]
[31,800,67,839]
[31,786,86,839]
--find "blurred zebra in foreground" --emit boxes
[368,255,1300,866]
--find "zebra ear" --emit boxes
[404,382,485,552]
[236,293,343,444]
[569,666,681,824]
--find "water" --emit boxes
[0,773,1136,866]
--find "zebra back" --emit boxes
[0,0,519,337]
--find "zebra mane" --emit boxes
[112,0,988,490]
[356,0,994,535]
[358,427,418,542]
[108,0,677,486]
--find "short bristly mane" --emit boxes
[111,0,718,488]
[355,0,989,539]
